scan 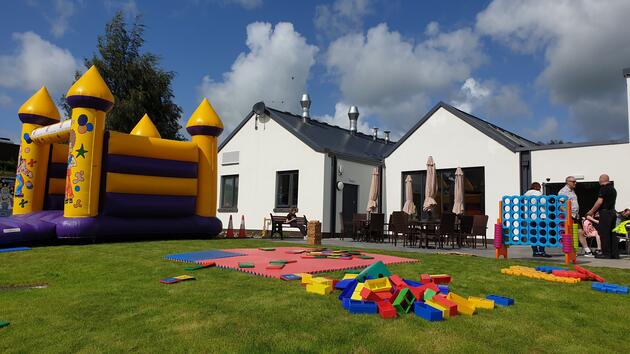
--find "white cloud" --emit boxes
[224,0,261,9]
[0,94,12,108]
[477,0,630,140]
[0,32,80,97]
[49,0,78,38]
[314,0,372,39]
[526,117,560,142]
[199,22,318,133]
[452,78,530,121]
[325,22,485,135]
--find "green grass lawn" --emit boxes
[1,239,630,353]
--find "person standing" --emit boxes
[557,176,591,255]
[586,174,618,259]
[525,182,550,257]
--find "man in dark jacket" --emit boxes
[586,174,618,259]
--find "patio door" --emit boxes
[342,184,358,218]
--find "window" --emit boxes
[219,175,239,211]
[402,167,485,218]
[275,170,299,210]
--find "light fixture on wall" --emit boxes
[336,181,344,191]
[337,163,343,176]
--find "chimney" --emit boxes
[300,93,311,123]
[624,68,630,140]
[348,105,359,134]
[384,130,390,143]
[372,127,379,141]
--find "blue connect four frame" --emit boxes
[501,195,569,247]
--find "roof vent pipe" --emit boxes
[300,94,311,123]
[372,127,379,141]
[384,130,390,143]
[348,105,359,134]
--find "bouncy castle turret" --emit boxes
[131,114,161,138]
[64,65,114,217]
[14,87,61,214]
[186,98,224,217]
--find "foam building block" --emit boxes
[592,282,628,295]
[468,296,494,310]
[486,295,514,306]
[360,287,382,302]
[356,261,391,281]
[238,263,255,268]
[415,302,443,321]
[375,292,393,301]
[446,292,476,315]
[377,301,397,319]
[423,288,437,301]
[347,300,378,314]
[392,288,416,314]
[431,274,452,284]
[280,274,301,281]
[575,265,606,283]
[420,274,431,284]
[339,280,358,301]
[551,270,588,280]
[160,275,195,284]
[266,264,285,270]
[307,283,333,295]
[300,273,313,285]
[335,279,355,290]
[431,296,458,317]
[535,266,567,274]
[311,277,333,287]
[184,262,216,271]
[351,283,367,301]
[425,300,449,318]
[403,279,422,287]
[342,273,358,280]
[0,322,9,328]
[438,285,449,294]
[388,274,407,289]
[364,277,392,292]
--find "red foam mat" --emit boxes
[194,247,418,279]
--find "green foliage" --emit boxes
[62,12,183,139]
[1,240,629,352]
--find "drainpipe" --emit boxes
[329,154,337,238]
[378,163,383,214]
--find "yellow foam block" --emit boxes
[364,277,392,292]
[446,292,476,315]
[108,131,199,163]
[351,283,366,301]
[306,283,332,295]
[47,178,65,195]
[342,273,358,280]
[300,273,313,285]
[106,172,197,196]
[425,300,449,317]
[174,275,194,280]
[468,297,494,310]
[311,277,333,286]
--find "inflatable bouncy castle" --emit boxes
[0,66,223,246]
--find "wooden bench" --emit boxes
[270,213,308,240]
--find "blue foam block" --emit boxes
[164,249,245,263]
[403,279,422,287]
[342,297,351,309]
[335,279,355,290]
[347,300,378,314]
[535,266,567,274]
[592,282,628,295]
[338,280,358,301]
[280,274,301,281]
[438,285,449,294]
[414,302,443,321]
[0,247,32,253]
[486,294,514,306]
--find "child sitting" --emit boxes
[580,215,602,257]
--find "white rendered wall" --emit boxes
[384,107,521,237]
[531,143,630,212]
[627,75,630,140]
[322,156,380,233]
[217,115,326,233]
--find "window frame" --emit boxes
[274,170,299,212]
[218,174,239,212]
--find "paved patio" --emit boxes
[263,237,630,269]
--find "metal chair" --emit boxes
[366,213,385,242]
[456,215,474,248]
[469,215,489,248]
[425,213,456,249]
[387,211,409,247]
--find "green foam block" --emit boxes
[0,322,9,329]
[239,263,255,268]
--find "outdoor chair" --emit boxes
[387,211,409,247]
[456,215,474,248]
[425,213,456,249]
[352,213,367,241]
[468,215,489,248]
[339,212,353,241]
[366,213,385,243]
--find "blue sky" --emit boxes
[1,0,629,144]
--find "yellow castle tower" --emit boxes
[64,65,114,217]
[14,86,61,214]
[186,98,224,217]
[130,114,161,138]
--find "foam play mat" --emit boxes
[165,247,418,279]
[164,249,246,263]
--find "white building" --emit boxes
[217,68,630,238]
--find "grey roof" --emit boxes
[219,106,396,164]
[519,138,629,151]
[386,101,539,156]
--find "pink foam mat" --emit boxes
[184,247,418,279]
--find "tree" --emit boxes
[62,12,183,139]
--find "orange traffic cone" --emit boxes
[239,215,246,238]
[226,215,234,238]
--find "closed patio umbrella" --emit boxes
[402,175,416,215]
[452,167,464,215]
[422,156,437,211]
[367,167,379,214]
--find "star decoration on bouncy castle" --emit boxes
[75,144,88,159]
